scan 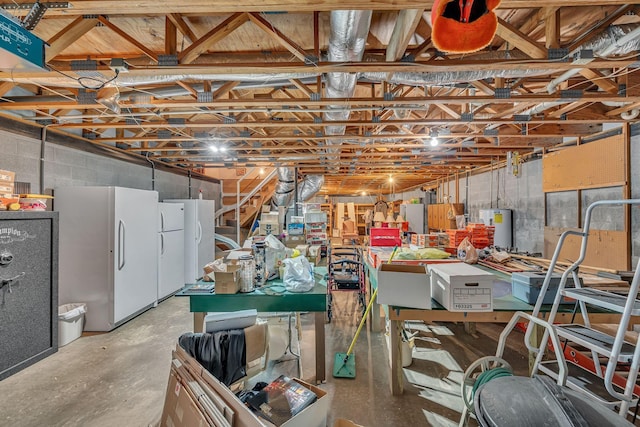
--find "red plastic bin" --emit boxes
[369,227,402,247]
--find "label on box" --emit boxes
[452,288,491,311]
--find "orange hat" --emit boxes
[431,0,501,54]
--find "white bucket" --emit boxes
[58,303,86,347]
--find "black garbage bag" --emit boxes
[178,330,246,386]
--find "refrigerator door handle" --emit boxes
[160,233,165,255]
[160,211,165,231]
[197,221,203,244]
[118,220,126,270]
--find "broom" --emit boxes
[333,247,399,378]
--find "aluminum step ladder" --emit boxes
[525,199,640,417]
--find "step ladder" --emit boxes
[525,199,640,417]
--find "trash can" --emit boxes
[58,303,86,347]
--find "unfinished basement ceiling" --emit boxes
[1,1,640,194]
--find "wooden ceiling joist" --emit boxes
[167,13,198,44]
[386,9,424,61]
[178,12,250,64]
[247,13,309,62]
[46,16,100,61]
[495,17,547,59]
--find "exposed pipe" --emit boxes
[547,24,640,94]
[40,125,50,194]
[145,152,156,191]
[294,167,299,216]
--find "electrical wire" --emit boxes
[48,65,120,91]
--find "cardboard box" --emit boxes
[259,222,280,236]
[166,345,328,427]
[0,169,15,183]
[214,264,241,294]
[217,248,253,260]
[0,183,14,194]
[261,212,280,224]
[428,263,494,312]
[161,370,210,427]
[284,235,306,248]
[287,223,304,235]
[377,264,432,309]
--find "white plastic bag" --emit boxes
[264,234,287,280]
[282,256,314,293]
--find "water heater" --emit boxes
[479,209,512,248]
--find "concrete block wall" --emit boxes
[0,129,221,206]
[438,160,544,254]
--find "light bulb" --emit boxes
[388,176,393,183]
[219,146,227,152]
[209,145,219,152]
[259,168,265,175]
[430,137,439,147]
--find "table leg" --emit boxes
[193,312,205,333]
[390,318,403,395]
[367,276,382,333]
[315,311,326,383]
[464,322,477,335]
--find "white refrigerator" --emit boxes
[55,186,159,331]
[400,203,425,234]
[164,199,215,284]
[158,202,185,300]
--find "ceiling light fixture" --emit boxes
[209,145,219,153]
[430,137,439,147]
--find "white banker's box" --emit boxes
[377,264,431,309]
[428,263,494,312]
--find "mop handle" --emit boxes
[344,287,378,358]
[344,246,399,358]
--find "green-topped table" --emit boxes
[364,258,634,395]
[177,267,327,383]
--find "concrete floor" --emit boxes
[0,292,530,427]
[0,293,526,427]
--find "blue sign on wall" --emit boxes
[0,13,46,71]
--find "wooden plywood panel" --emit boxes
[427,203,463,231]
[543,227,629,271]
[542,134,626,192]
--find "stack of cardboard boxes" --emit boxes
[0,169,16,210]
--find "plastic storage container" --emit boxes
[58,303,86,346]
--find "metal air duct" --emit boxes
[324,10,373,137]
[273,167,324,208]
